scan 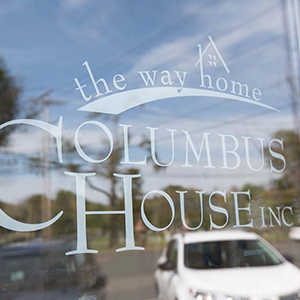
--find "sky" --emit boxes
[0,0,299,204]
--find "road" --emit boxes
[97,249,161,300]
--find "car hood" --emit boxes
[182,262,300,298]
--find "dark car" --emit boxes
[0,239,107,300]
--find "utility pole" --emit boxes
[29,90,64,238]
[282,0,300,222]
[282,0,300,131]
[41,95,51,237]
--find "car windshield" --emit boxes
[184,239,283,269]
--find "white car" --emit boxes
[155,230,300,300]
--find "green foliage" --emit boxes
[265,130,300,190]
[242,184,265,199]
[0,58,21,146]
[143,186,211,232]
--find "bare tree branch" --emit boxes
[86,177,111,198]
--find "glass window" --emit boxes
[1,0,300,299]
[184,239,283,269]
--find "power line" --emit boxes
[106,78,288,149]
[127,102,289,149]
[25,2,280,97]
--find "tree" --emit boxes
[144,185,211,233]
[265,130,300,190]
[0,58,21,145]
[26,111,163,247]
[264,130,300,228]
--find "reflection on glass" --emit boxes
[0,0,300,299]
[0,240,107,299]
[184,239,282,269]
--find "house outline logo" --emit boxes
[195,36,230,74]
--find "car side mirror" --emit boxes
[158,261,176,271]
[284,254,294,263]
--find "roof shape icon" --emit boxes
[195,36,230,74]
